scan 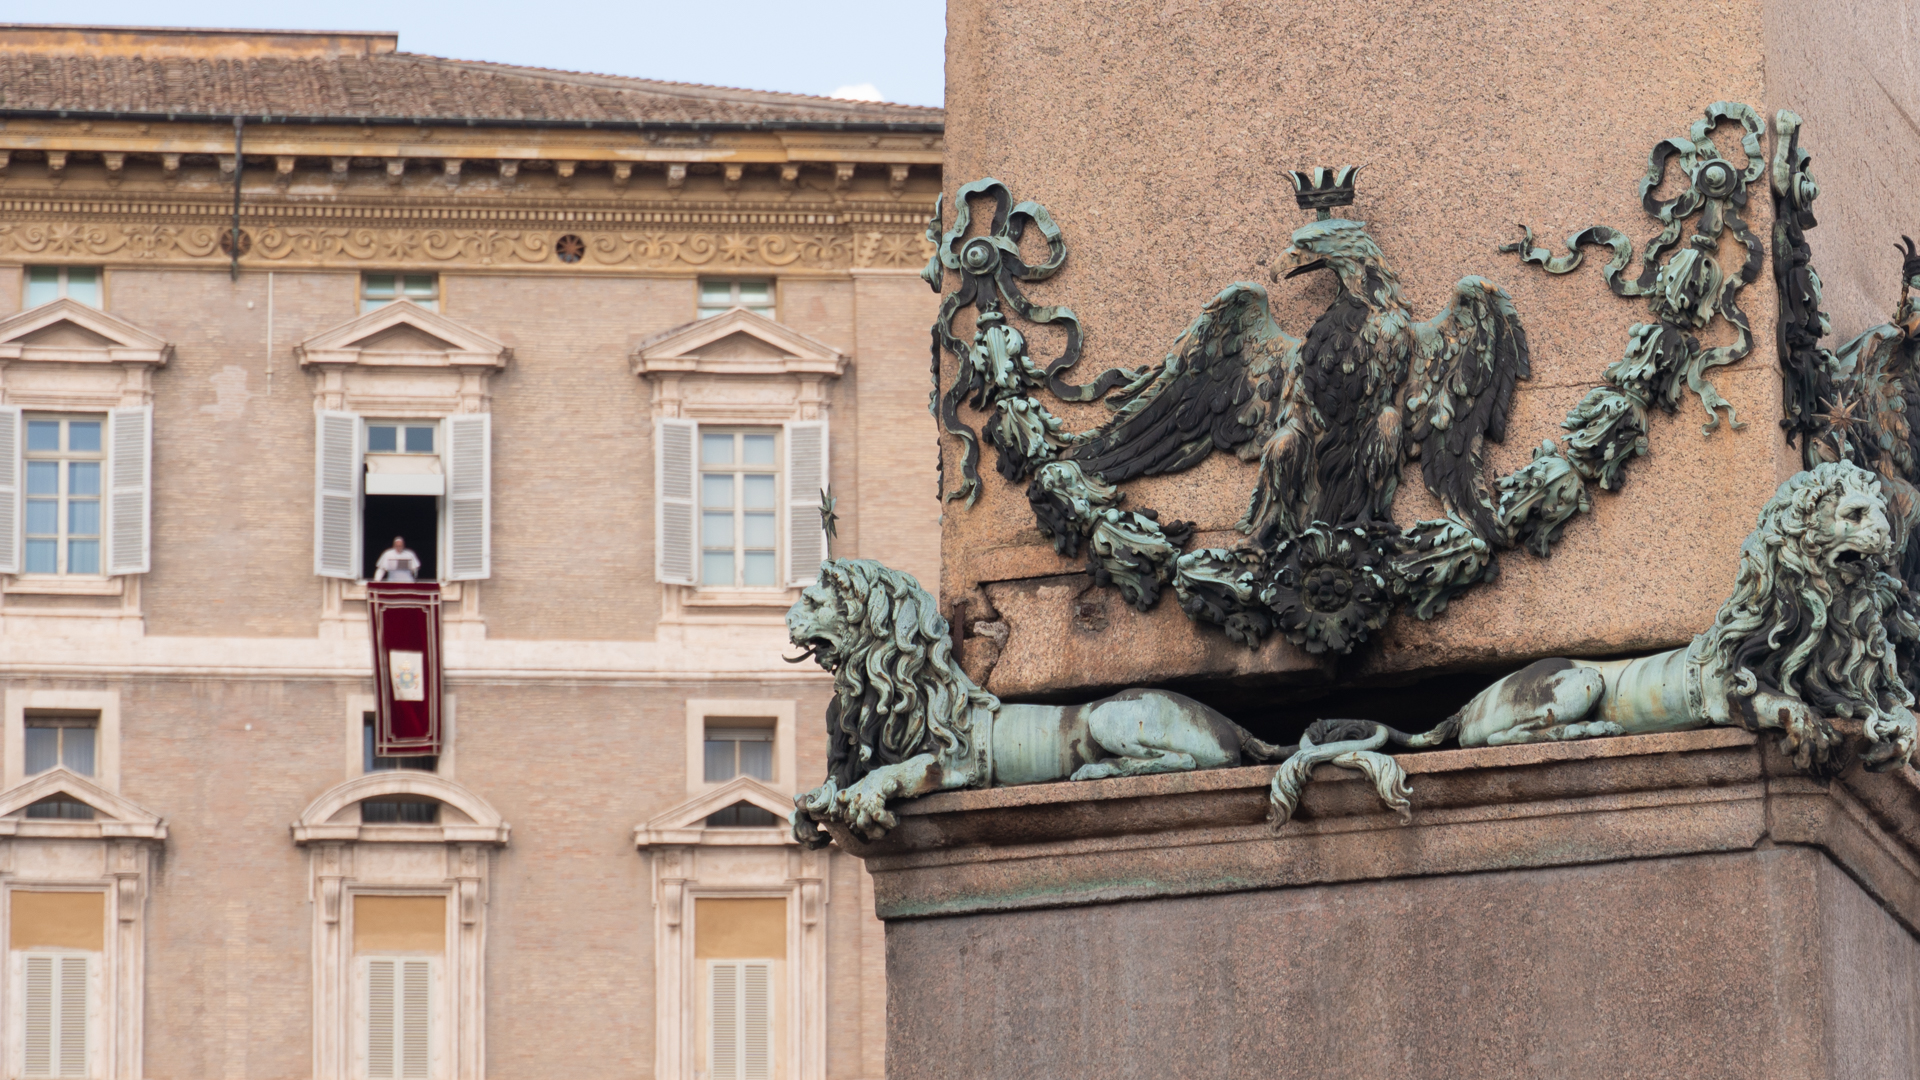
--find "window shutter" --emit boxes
[655,418,696,585]
[709,960,772,1080]
[0,405,19,574]
[23,955,51,1078]
[743,961,771,1080]
[107,405,153,575]
[401,959,431,1079]
[445,414,490,580]
[365,956,432,1080]
[314,411,362,579]
[710,962,738,1080]
[57,957,85,1079]
[784,420,829,586]
[367,959,395,1079]
[21,953,88,1080]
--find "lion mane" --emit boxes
[1689,462,1916,734]
[807,560,999,790]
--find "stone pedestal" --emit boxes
[839,732,1920,1079]
[936,0,1920,702]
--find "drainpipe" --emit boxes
[229,116,244,281]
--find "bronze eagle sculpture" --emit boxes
[1069,215,1530,550]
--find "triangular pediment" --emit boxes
[0,298,172,365]
[632,307,845,377]
[0,768,167,840]
[634,775,795,847]
[296,299,511,368]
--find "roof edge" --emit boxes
[0,23,397,59]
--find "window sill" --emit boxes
[4,575,125,597]
[341,580,463,601]
[679,587,796,609]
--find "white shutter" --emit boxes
[445,415,490,580]
[314,411,362,579]
[364,957,434,1080]
[709,960,772,1080]
[784,420,829,586]
[107,405,152,575]
[743,961,770,1080]
[366,959,394,1079]
[401,959,430,1079]
[20,953,88,1080]
[0,405,19,574]
[655,418,696,585]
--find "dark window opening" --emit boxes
[24,797,94,820]
[364,714,437,773]
[360,797,439,824]
[362,494,438,581]
[705,801,779,828]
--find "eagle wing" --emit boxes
[1067,283,1300,484]
[1406,276,1532,541]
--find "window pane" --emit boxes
[701,433,734,466]
[742,474,776,510]
[25,462,57,496]
[23,268,58,307]
[22,728,57,775]
[25,499,56,534]
[68,499,99,536]
[23,539,55,574]
[68,461,99,497]
[404,426,435,453]
[742,434,775,466]
[743,512,776,548]
[704,739,737,783]
[60,728,95,777]
[25,421,59,452]
[401,275,437,297]
[367,425,398,453]
[701,550,734,586]
[67,422,101,453]
[736,280,771,304]
[64,269,101,308]
[698,281,734,305]
[738,739,773,781]
[363,274,397,297]
[743,551,777,586]
[701,474,733,509]
[67,540,98,575]
[702,512,734,548]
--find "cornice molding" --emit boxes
[0,187,936,271]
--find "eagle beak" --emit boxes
[1283,257,1329,279]
[1278,245,1328,280]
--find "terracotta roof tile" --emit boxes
[0,51,942,127]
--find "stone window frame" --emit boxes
[295,299,509,642]
[293,771,509,1080]
[684,699,795,800]
[0,298,169,633]
[632,308,843,624]
[634,777,827,1080]
[341,692,458,782]
[0,766,166,1080]
[3,689,120,793]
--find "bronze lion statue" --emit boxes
[785,558,1285,846]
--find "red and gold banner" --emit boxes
[368,582,442,756]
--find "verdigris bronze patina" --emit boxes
[783,558,1287,845]
[1268,461,1920,825]
[925,109,1782,657]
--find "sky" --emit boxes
[0,0,948,107]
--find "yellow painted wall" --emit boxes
[353,895,445,954]
[11,891,104,952]
[694,898,786,960]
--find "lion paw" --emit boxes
[1864,709,1918,772]
[835,776,900,838]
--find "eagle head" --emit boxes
[1279,218,1386,281]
